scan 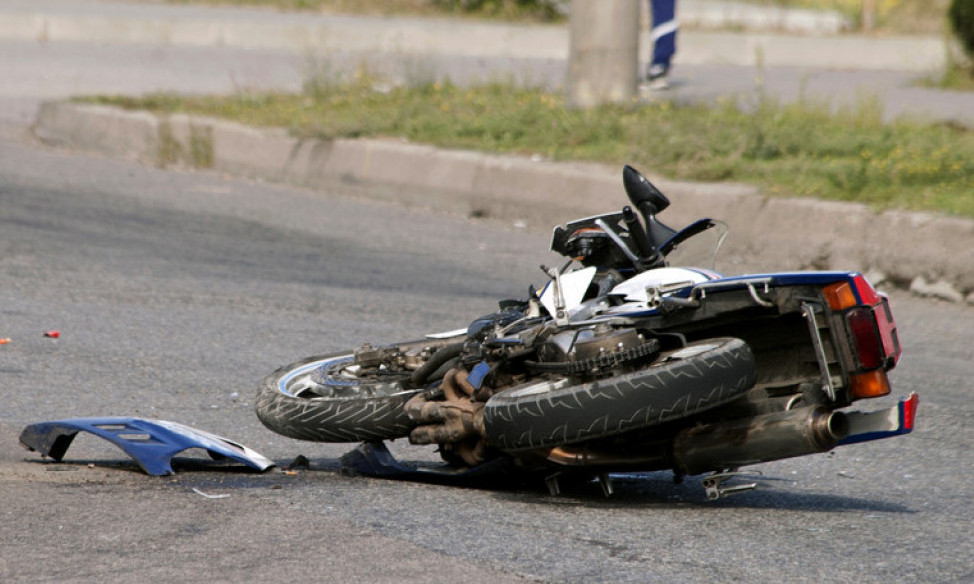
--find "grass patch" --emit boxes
[83,73,974,218]
[919,65,974,91]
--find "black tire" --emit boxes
[483,337,756,452]
[255,352,419,442]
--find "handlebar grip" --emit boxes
[623,206,654,259]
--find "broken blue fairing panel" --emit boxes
[19,417,275,476]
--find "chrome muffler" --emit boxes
[672,406,849,476]
[544,406,848,476]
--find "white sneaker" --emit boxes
[647,64,670,90]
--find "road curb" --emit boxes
[32,101,974,303]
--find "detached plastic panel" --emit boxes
[19,417,275,476]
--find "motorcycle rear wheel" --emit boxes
[483,337,756,451]
[255,352,419,442]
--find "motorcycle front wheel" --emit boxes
[255,352,420,442]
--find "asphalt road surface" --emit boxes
[2,133,972,583]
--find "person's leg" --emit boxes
[648,0,677,87]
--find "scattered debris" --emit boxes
[285,454,310,471]
[19,417,275,476]
[0,338,10,345]
[191,487,230,499]
[909,277,963,303]
[43,330,60,339]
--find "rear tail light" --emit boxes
[873,298,902,366]
[846,307,884,370]
[822,275,901,400]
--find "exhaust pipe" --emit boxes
[672,407,849,476]
[544,407,848,476]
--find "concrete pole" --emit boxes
[567,0,641,108]
[861,0,876,31]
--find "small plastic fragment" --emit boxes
[191,487,230,499]
[44,330,60,339]
[0,338,10,345]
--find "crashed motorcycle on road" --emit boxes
[256,165,916,499]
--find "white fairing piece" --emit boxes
[610,267,715,302]
[539,266,597,317]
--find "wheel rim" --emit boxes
[278,356,351,397]
[278,355,414,399]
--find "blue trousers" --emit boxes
[649,0,677,68]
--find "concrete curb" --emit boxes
[680,0,851,35]
[677,31,946,71]
[33,101,974,304]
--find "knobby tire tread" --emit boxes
[482,337,756,451]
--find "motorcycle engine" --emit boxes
[535,325,659,377]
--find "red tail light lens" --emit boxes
[846,307,883,370]
[874,298,902,367]
[852,274,882,305]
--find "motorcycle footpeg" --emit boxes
[702,470,762,500]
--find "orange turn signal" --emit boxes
[822,282,857,311]
[850,369,892,399]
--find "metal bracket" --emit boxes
[541,264,570,326]
[594,218,642,268]
[746,282,775,307]
[598,473,614,497]
[545,472,563,496]
[801,301,837,402]
[702,470,762,500]
[644,281,701,310]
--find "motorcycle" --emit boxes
[256,165,917,499]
